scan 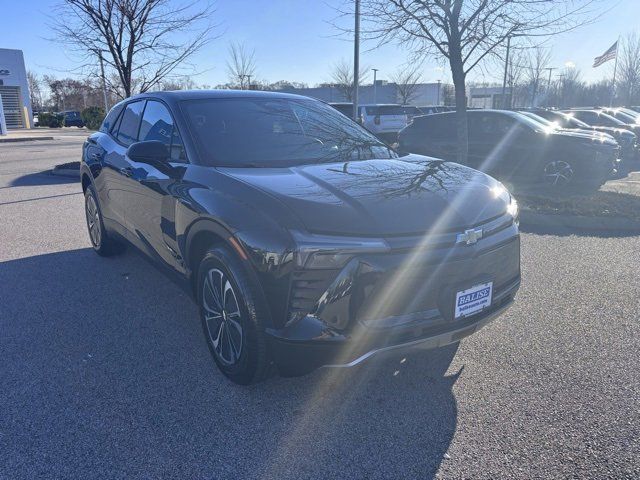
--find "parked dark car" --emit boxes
[328,102,354,118]
[599,107,640,125]
[63,110,85,127]
[81,91,521,384]
[566,109,640,139]
[398,110,619,189]
[526,109,637,161]
[418,106,454,115]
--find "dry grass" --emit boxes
[517,190,640,221]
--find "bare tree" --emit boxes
[357,0,601,162]
[618,32,640,106]
[330,59,370,102]
[525,47,552,107]
[506,49,528,108]
[50,0,214,98]
[44,76,110,111]
[390,64,423,104]
[558,67,583,108]
[27,71,44,111]
[159,76,199,91]
[227,42,257,89]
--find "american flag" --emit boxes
[593,41,618,68]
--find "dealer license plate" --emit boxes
[454,282,493,319]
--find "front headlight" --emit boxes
[291,231,390,269]
[507,196,519,219]
[491,184,518,220]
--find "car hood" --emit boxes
[587,126,633,137]
[551,129,618,146]
[219,155,510,236]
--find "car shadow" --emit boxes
[3,170,79,188]
[0,247,460,479]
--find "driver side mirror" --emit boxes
[126,140,170,164]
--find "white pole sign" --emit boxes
[0,94,6,135]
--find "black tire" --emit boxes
[197,245,272,385]
[84,185,125,256]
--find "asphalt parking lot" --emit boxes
[1,133,639,479]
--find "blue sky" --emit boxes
[1,0,637,87]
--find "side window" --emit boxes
[139,100,173,145]
[422,114,454,139]
[101,105,123,133]
[574,111,593,123]
[470,114,515,138]
[139,100,187,162]
[116,101,144,146]
[468,114,488,138]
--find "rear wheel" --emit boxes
[84,185,124,256]
[197,246,271,384]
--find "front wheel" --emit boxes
[197,246,271,384]
[542,160,574,187]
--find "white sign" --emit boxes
[454,282,493,319]
[0,94,7,135]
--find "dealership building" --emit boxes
[0,48,32,130]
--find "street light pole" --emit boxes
[372,68,378,104]
[437,79,441,105]
[544,67,556,106]
[352,0,360,122]
[500,36,511,109]
[98,50,109,112]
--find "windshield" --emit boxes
[611,110,637,124]
[554,112,591,128]
[520,112,557,128]
[182,97,394,167]
[513,112,549,132]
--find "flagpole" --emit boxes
[610,37,620,107]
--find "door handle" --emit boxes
[120,166,134,177]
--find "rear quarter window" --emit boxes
[100,105,124,133]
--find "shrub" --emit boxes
[38,112,64,128]
[81,106,105,131]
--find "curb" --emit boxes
[520,209,640,234]
[0,136,55,143]
[50,168,80,179]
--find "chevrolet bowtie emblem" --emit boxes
[456,228,483,245]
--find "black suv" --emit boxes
[398,110,619,189]
[567,109,640,139]
[63,111,85,127]
[81,91,520,384]
[527,109,637,162]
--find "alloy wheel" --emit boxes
[543,161,574,187]
[202,268,244,366]
[85,194,101,248]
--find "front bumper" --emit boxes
[267,280,518,373]
[267,222,521,375]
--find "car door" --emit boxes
[97,100,145,234]
[124,99,188,272]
